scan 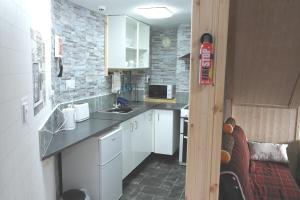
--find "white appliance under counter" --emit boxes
[62,127,122,200]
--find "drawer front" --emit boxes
[99,155,122,200]
[99,128,122,165]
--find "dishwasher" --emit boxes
[62,127,123,200]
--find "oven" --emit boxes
[179,105,189,164]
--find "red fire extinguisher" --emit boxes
[199,33,214,85]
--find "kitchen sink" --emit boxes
[102,107,133,114]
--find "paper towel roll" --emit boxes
[112,72,121,93]
[62,107,76,130]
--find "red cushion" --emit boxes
[250,161,300,200]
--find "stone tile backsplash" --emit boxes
[51,0,190,105]
[149,25,191,104]
[176,24,191,93]
[51,0,111,103]
[150,28,178,86]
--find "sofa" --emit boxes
[219,125,300,200]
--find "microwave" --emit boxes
[148,85,176,99]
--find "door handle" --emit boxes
[157,113,160,121]
[184,120,189,123]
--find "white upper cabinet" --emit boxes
[107,16,150,69]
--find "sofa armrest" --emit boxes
[287,140,300,184]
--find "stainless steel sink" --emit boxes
[101,107,134,114]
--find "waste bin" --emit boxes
[62,189,90,200]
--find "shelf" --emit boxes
[126,47,148,52]
[179,53,190,59]
[108,67,149,71]
[126,47,137,50]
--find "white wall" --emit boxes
[0,0,56,199]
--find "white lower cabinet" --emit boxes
[61,109,179,199]
[121,120,134,179]
[122,109,179,179]
[154,109,180,155]
[122,111,153,179]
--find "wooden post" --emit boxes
[186,0,230,199]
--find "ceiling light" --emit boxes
[136,6,174,19]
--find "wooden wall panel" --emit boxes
[290,74,300,107]
[296,108,300,140]
[226,0,300,107]
[232,105,297,143]
[224,99,232,120]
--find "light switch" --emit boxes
[21,97,29,124]
[146,75,151,83]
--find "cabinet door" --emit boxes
[121,120,134,179]
[99,155,122,200]
[125,17,138,68]
[144,110,153,154]
[138,22,150,68]
[154,110,174,155]
[107,16,126,69]
[132,114,146,168]
[108,16,150,70]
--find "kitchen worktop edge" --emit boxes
[40,102,185,160]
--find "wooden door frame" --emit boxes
[185,0,230,199]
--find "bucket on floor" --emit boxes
[62,189,90,200]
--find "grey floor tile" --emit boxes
[140,176,164,187]
[135,192,154,200]
[142,186,170,197]
[168,186,184,199]
[121,154,186,200]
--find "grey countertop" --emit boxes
[40,102,185,160]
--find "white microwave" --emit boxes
[148,85,176,99]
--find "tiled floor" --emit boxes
[120,154,186,200]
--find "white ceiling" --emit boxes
[69,0,192,28]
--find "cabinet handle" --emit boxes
[158,113,160,121]
[134,121,138,130]
[130,123,134,132]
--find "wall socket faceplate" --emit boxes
[66,79,75,90]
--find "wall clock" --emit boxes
[162,36,171,48]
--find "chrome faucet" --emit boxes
[114,90,121,108]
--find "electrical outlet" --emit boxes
[66,79,75,90]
